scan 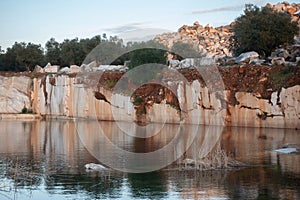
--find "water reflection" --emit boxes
[0,120,299,200]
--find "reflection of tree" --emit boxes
[127,172,167,199]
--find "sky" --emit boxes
[0,0,294,50]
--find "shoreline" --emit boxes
[0,113,298,130]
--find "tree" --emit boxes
[233,4,298,57]
[18,43,44,71]
[83,36,125,65]
[127,40,167,69]
[170,41,201,60]
[60,38,85,66]
[45,38,61,65]
[1,42,44,71]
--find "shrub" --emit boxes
[233,4,298,58]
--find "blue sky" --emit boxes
[0,0,293,50]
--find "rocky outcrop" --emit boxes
[155,2,300,63]
[0,71,299,129]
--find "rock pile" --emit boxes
[33,62,128,74]
[155,2,300,62]
[155,22,234,59]
[267,2,300,29]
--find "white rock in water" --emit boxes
[273,147,298,154]
[85,163,107,170]
[235,51,259,63]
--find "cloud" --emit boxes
[118,28,171,44]
[191,0,268,15]
[192,5,244,15]
[103,22,149,33]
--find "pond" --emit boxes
[0,120,299,200]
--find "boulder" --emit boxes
[178,58,194,69]
[44,63,59,73]
[168,59,180,68]
[235,51,259,63]
[271,57,285,65]
[33,65,44,73]
[59,67,70,73]
[271,48,289,58]
[70,65,80,73]
[80,61,98,72]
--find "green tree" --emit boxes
[19,43,44,71]
[170,41,201,60]
[60,38,85,66]
[127,40,167,69]
[233,4,298,57]
[83,36,125,65]
[1,42,44,71]
[0,47,5,71]
[45,38,61,65]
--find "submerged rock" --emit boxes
[273,148,298,154]
[85,163,107,171]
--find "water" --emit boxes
[0,120,299,200]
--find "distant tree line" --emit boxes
[0,34,120,71]
[0,33,200,72]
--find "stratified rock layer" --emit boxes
[0,70,299,129]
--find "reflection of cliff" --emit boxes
[221,126,300,175]
[0,120,299,199]
[224,167,300,199]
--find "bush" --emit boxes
[127,40,167,69]
[233,4,298,57]
[21,106,33,114]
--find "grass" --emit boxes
[180,143,244,170]
[269,66,293,90]
[104,79,116,88]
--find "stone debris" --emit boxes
[97,65,128,72]
[32,62,127,74]
[155,22,234,59]
[155,2,300,67]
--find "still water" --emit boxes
[0,120,299,200]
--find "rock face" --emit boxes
[0,76,32,113]
[0,73,299,129]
